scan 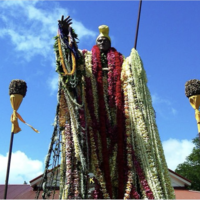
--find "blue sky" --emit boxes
[0,0,199,184]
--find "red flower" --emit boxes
[132,149,154,199]
[85,46,126,198]
[91,45,113,198]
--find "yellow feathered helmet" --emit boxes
[96,25,111,43]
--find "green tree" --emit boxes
[175,136,200,191]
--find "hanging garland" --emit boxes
[57,35,76,76]
[92,45,113,198]
[121,49,175,199]
[55,38,176,198]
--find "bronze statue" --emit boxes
[49,15,175,199]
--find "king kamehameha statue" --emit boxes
[39,16,175,199]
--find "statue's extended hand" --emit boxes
[58,15,72,33]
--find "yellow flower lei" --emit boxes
[57,35,76,76]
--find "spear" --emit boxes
[134,0,142,50]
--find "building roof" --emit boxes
[168,169,191,188]
[0,184,35,199]
[175,189,200,199]
[0,184,59,199]
[168,169,192,183]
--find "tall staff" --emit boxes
[185,79,200,141]
[4,80,27,199]
[4,131,14,199]
[134,0,142,50]
[4,80,39,199]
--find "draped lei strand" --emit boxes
[88,46,154,199]
[56,32,176,198]
[92,45,113,198]
[90,45,125,198]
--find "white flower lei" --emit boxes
[121,49,175,199]
[84,51,99,122]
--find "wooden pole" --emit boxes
[134,0,142,50]
[4,132,14,199]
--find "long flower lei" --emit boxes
[121,49,175,199]
[111,48,125,199]
[82,45,127,198]
[92,45,113,198]
[56,39,176,199]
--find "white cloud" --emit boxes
[171,108,177,115]
[152,93,171,105]
[1,0,33,8]
[0,1,96,60]
[73,20,96,40]
[0,29,51,61]
[162,138,195,171]
[152,93,178,117]
[0,151,43,184]
[48,74,58,95]
[0,0,97,95]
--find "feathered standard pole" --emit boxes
[185,79,200,141]
[134,0,142,50]
[4,80,27,199]
[4,80,39,198]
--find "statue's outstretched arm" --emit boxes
[55,15,80,77]
[58,15,72,35]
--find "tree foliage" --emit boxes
[175,136,200,191]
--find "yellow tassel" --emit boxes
[17,113,39,133]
